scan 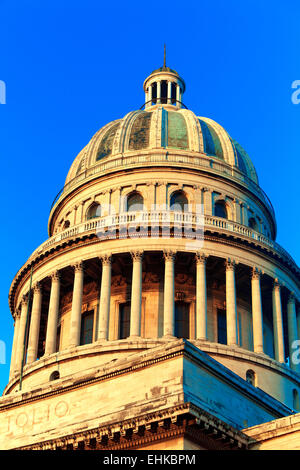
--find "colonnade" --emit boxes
[145,81,182,107]
[9,251,300,381]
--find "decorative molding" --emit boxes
[15,402,251,451]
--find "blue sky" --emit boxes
[0,0,299,394]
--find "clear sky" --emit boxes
[0,0,299,394]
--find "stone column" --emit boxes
[176,84,181,106]
[195,253,207,340]
[157,81,161,105]
[297,306,300,347]
[69,262,84,348]
[27,282,42,363]
[130,251,143,338]
[163,250,176,337]
[167,81,172,104]
[44,272,61,356]
[97,254,112,341]
[287,293,300,372]
[272,280,285,363]
[226,259,238,346]
[203,188,213,216]
[9,311,21,379]
[241,203,249,226]
[148,85,152,107]
[251,268,264,354]
[15,297,29,374]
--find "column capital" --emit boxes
[13,310,21,321]
[273,278,281,291]
[51,271,61,282]
[73,261,84,273]
[33,281,42,293]
[288,291,296,304]
[225,258,236,271]
[163,250,176,261]
[100,254,112,266]
[131,250,144,262]
[195,252,207,265]
[21,295,28,308]
[251,267,262,280]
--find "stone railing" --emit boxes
[29,211,296,271]
[50,152,276,221]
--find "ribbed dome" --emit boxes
[65,107,258,185]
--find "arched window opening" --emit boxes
[170,191,188,212]
[293,389,300,411]
[62,220,70,230]
[50,371,60,381]
[246,369,256,386]
[126,192,144,212]
[87,203,101,220]
[214,200,228,219]
[249,217,258,231]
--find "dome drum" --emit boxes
[6,62,300,428]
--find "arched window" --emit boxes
[170,191,188,211]
[246,369,256,386]
[126,192,144,212]
[214,200,228,219]
[293,389,300,411]
[87,203,101,220]
[50,371,60,381]
[249,217,258,231]
[62,220,70,230]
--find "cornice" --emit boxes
[14,402,251,451]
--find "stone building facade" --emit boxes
[1,63,300,450]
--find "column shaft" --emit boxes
[45,273,61,355]
[15,298,28,374]
[226,260,238,346]
[69,263,84,348]
[287,293,300,372]
[196,253,207,340]
[167,81,172,104]
[130,251,143,337]
[27,283,42,363]
[163,251,175,337]
[97,255,112,340]
[157,81,161,104]
[251,269,264,353]
[9,313,21,379]
[176,84,181,107]
[148,85,152,106]
[272,281,285,363]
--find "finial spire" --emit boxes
[163,44,166,68]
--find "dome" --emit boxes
[65,107,258,186]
